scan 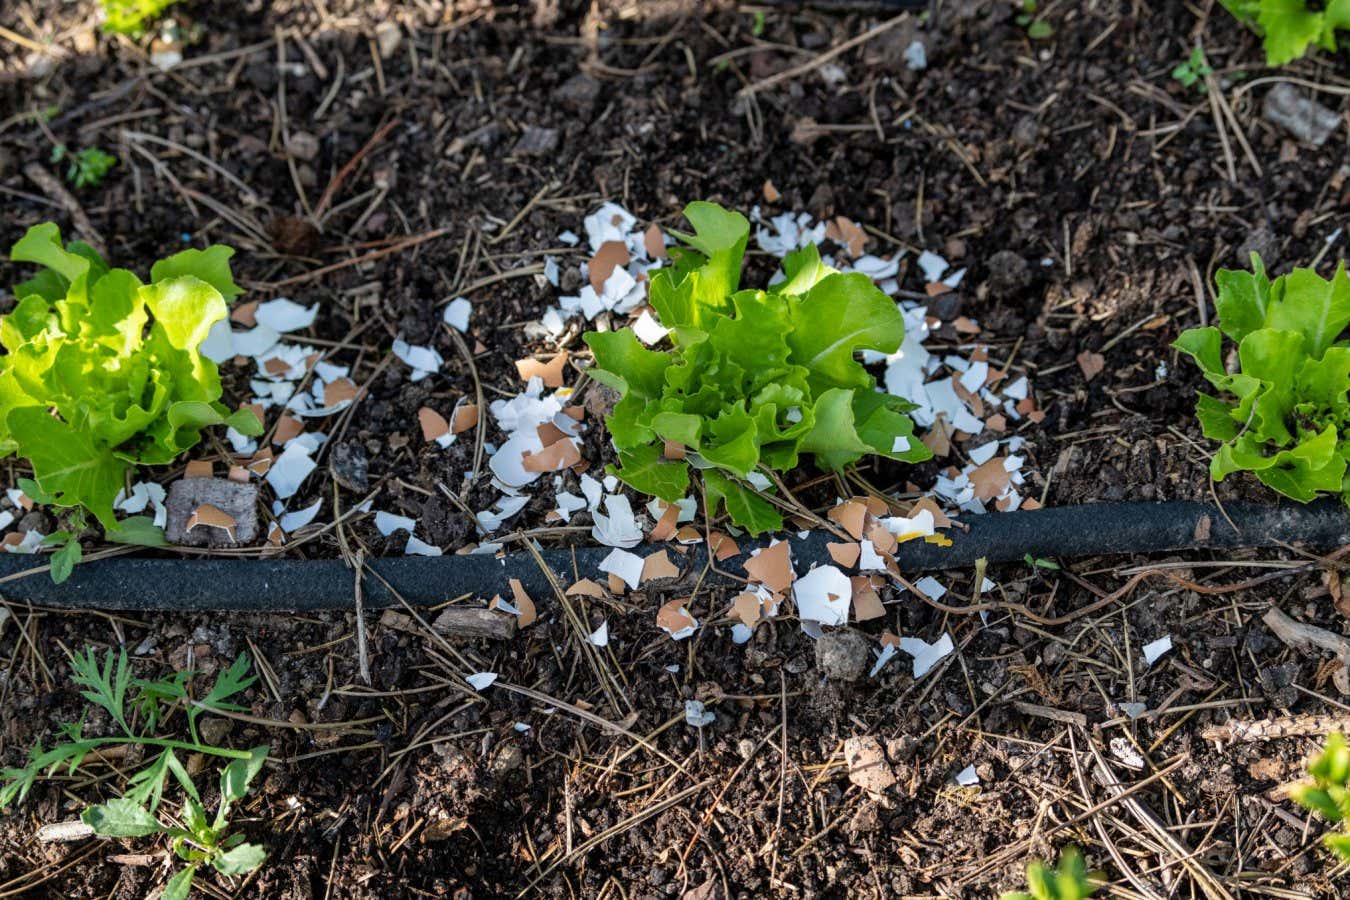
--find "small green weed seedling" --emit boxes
[102,0,180,35]
[1015,1,1054,39]
[1024,553,1061,571]
[1,224,263,574]
[1,647,269,899]
[49,145,117,189]
[1173,254,1349,507]
[1171,46,1213,91]
[1290,733,1350,860]
[1001,846,1100,900]
[584,202,931,534]
[1220,0,1350,66]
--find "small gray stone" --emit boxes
[165,478,258,547]
[1238,225,1279,268]
[985,249,1032,295]
[198,717,231,746]
[446,123,502,157]
[512,125,560,157]
[285,131,320,162]
[815,630,871,682]
[1012,115,1041,149]
[553,73,600,115]
[845,735,896,793]
[1263,83,1341,147]
[330,440,369,492]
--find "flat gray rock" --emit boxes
[165,478,259,547]
[1263,83,1340,147]
[512,125,560,157]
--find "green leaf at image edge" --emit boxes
[702,469,781,536]
[160,864,197,900]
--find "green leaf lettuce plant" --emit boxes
[1173,254,1349,505]
[1290,732,1350,860]
[584,202,931,535]
[1,224,263,534]
[1221,0,1350,66]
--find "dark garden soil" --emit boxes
[1,0,1349,896]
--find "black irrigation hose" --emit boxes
[0,500,1344,612]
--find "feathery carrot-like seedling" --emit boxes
[1,646,269,900]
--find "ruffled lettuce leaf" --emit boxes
[1174,254,1350,506]
[1,224,262,531]
[584,201,931,533]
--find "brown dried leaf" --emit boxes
[1076,351,1105,382]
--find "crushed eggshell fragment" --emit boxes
[744,540,794,593]
[599,548,644,591]
[731,591,762,629]
[515,351,570,388]
[509,578,537,627]
[589,241,631,291]
[466,672,497,691]
[899,632,954,679]
[656,599,698,640]
[641,549,681,583]
[827,542,861,568]
[567,578,607,599]
[451,402,479,433]
[184,460,213,479]
[851,576,886,621]
[521,437,581,473]
[793,564,851,627]
[186,504,237,542]
[419,407,454,447]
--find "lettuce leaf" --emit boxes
[2,225,263,530]
[585,202,931,533]
[1174,254,1350,506]
[1221,0,1350,66]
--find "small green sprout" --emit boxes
[1290,733,1350,860]
[1024,553,1061,571]
[1015,1,1054,39]
[1001,846,1100,900]
[1171,46,1213,91]
[49,145,117,189]
[0,646,269,899]
[752,10,766,37]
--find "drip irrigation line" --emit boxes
[0,500,1344,612]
